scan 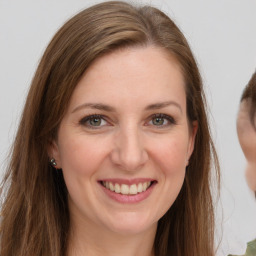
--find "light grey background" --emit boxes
[1,0,256,255]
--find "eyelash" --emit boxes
[78,113,176,129]
[148,113,176,127]
[79,114,109,129]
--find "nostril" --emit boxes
[110,132,149,170]
[110,149,149,171]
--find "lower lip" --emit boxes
[100,183,156,204]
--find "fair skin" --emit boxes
[237,100,256,192]
[50,46,197,256]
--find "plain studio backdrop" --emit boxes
[0,0,256,255]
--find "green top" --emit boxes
[228,239,256,256]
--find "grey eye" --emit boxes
[152,117,165,126]
[79,114,108,128]
[89,117,102,126]
[147,113,176,127]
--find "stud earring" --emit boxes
[50,158,57,167]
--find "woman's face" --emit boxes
[50,46,197,236]
[237,100,256,191]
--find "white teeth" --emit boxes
[102,181,152,195]
[129,184,137,195]
[137,183,143,193]
[114,183,121,193]
[109,182,114,191]
[142,182,148,191]
[121,184,129,195]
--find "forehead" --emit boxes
[68,46,186,111]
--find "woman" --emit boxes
[234,71,256,256]
[0,1,219,255]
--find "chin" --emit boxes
[105,212,157,235]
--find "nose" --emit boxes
[110,126,149,171]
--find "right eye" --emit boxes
[79,114,108,129]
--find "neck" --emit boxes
[67,211,157,256]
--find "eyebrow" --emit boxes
[72,101,182,113]
[145,101,182,113]
[72,103,115,113]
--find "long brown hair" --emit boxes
[0,1,219,255]
[241,71,256,129]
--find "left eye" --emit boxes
[89,117,104,126]
[148,114,175,127]
[152,116,167,126]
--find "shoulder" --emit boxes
[246,239,256,256]
[227,239,256,256]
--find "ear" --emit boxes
[47,140,62,169]
[186,120,198,166]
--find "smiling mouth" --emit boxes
[100,181,156,195]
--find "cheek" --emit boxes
[150,135,188,174]
[238,130,256,162]
[245,164,256,191]
[58,135,109,179]
[57,136,111,214]
[147,136,187,219]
